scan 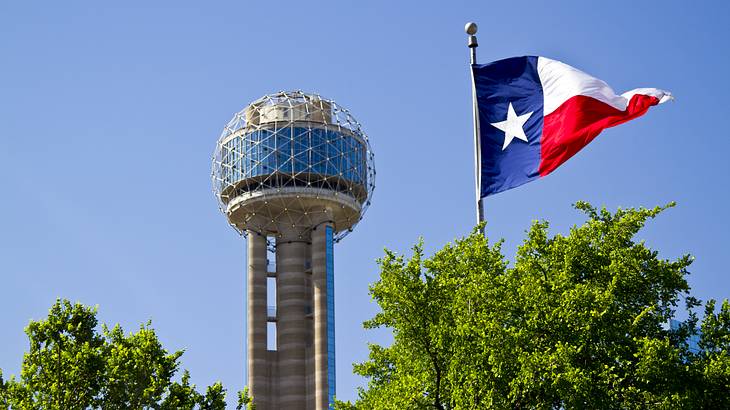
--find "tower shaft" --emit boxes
[312,223,333,410]
[276,240,309,407]
[247,232,270,408]
[246,226,335,410]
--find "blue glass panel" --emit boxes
[326,226,336,409]
[293,128,309,173]
[221,127,366,195]
[274,130,287,173]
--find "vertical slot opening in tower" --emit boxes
[267,322,277,351]
[267,277,277,315]
[266,239,276,273]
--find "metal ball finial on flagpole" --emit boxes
[466,22,478,64]
[466,22,485,228]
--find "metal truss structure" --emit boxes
[212,91,375,242]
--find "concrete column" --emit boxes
[305,241,316,410]
[312,223,331,410]
[276,239,308,408]
[247,232,269,409]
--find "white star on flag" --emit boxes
[490,102,533,150]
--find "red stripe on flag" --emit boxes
[539,94,660,176]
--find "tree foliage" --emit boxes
[340,203,730,409]
[0,299,235,410]
[236,387,255,410]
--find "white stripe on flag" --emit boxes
[537,56,671,116]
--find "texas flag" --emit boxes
[473,56,672,197]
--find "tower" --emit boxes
[212,91,375,410]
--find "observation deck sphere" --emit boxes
[212,91,375,241]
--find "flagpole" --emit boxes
[466,22,485,227]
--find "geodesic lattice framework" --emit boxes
[212,90,375,242]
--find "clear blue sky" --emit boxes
[1,1,728,406]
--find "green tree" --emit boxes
[0,299,235,410]
[0,369,6,408]
[340,203,730,409]
[4,300,105,409]
[236,387,255,410]
[99,322,182,409]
